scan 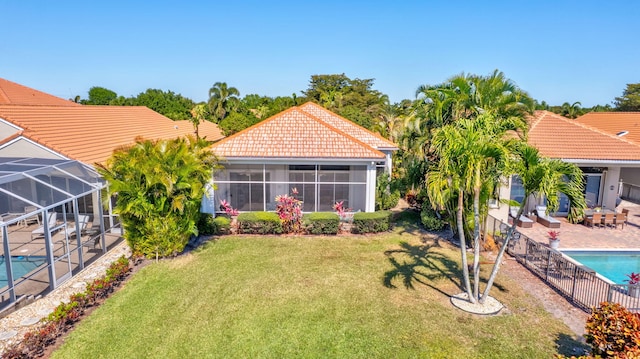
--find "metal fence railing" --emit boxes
[486,215,640,313]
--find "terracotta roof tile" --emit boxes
[0,78,80,106]
[0,105,224,164]
[298,102,398,150]
[528,111,640,161]
[576,112,640,145]
[210,105,387,160]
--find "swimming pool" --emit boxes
[0,255,47,287]
[562,250,640,284]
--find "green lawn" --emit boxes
[52,214,583,358]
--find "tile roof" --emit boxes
[0,105,224,165]
[575,112,640,145]
[0,78,80,106]
[298,102,398,150]
[528,111,640,161]
[210,104,390,160]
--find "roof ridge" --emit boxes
[299,106,385,157]
[300,102,397,148]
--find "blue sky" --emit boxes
[2,1,639,107]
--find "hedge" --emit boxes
[213,216,231,234]
[237,212,283,234]
[352,211,392,233]
[303,212,340,235]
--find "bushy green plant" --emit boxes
[303,212,340,235]
[375,174,400,210]
[420,206,446,231]
[197,213,216,236]
[97,136,218,258]
[352,211,392,233]
[213,216,231,234]
[238,212,283,234]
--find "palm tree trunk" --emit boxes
[472,180,481,300]
[480,201,527,303]
[458,188,475,303]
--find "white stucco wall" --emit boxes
[0,138,65,159]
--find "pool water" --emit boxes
[0,255,47,287]
[563,251,640,284]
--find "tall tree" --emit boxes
[302,74,387,129]
[190,103,208,139]
[614,83,640,111]
[208,82,240,122]
[83,86,117,105]
[481,143,586,302]
[134,89,195,121]
[561,101,582,119]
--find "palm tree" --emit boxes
[428,114,511,303]
[561,101,582,119]
[97,136,218,258]
[190,103,208,139]
[480,143,586,303]
[208,82,240,122]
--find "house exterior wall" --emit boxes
[602,167,621,209]
[0,120,20,141]
[0,138,65,159]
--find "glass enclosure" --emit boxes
[214,164,368,212]
[0,158,121,315]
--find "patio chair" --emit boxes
[534,205,561,228]
[614,213,626,229]
[31,212,57,239]
[509,207,534,228]
[622,208,630,222]
[584,213,602,228]
[601,213,615,229]
[22,206,40,226]
[64,214,90,238]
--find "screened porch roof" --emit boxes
[0,157,105,219]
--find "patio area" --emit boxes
[511,200,640,250]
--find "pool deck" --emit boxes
[513,200,640,250]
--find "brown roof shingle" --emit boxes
[0,78,80,106]
[299,102,398,150]
[210,104,389,160]
[528,111,640,161]
[0,105,224,164]
[576,112,640,145]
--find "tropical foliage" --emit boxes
[97,136,218,258]
[614,83,640,111]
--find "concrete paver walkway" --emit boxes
[514,200,640,250]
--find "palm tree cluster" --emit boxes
[389,70,586,305]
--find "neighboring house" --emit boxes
[575,112,640,203]
[491,110,640,222]
[209,102,398,213]
[0,77,224,165]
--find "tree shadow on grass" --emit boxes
[383,241,461,296]
[556,333,589,357]
[382,241,508,295]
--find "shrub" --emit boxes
[96,136,218,258]
[213,216,231,234]
[197,213,216,235]
[585,302,640,357]
[304,212,340,235]
[375,174,400,210]
[275,189,303,233]
[352,211,392,233]
[420,206,446,231]
[237,212,283,234]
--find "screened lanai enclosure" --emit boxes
[213,164,370,212]
[0,158,122,315]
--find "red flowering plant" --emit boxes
[548,230,560,241]
[276,188,303,233]
[219,199,239,216]
[333,201,353,222]
[626,272,640,285]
